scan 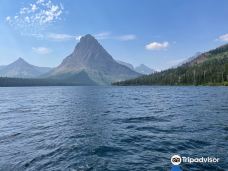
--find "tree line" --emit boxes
[113,57,228,86]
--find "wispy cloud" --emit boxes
[94,33,136,41]
[47,32,110,41]
[94,32,111,40]
[47,33,81,41]
[5,16,11,22]
[145,41,169,50]
[32,47,51,54]
[6,0,64,32]
[218,33,228,42]
[27,32,136,42]
[116,34,136,41]
[95,33,136,41]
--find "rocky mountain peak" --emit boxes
[14,57,27,64]
[73,34,101,52]
[48,34,141,84]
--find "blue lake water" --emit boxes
[0,86,227,171]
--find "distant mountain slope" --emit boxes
[135,64,155,75]
[117,60,155,75]
[185,44,228,66]
[46,34,141,85]
[114,44,228,86]
[0,66,6,70]
[172,52,202,68]
[117,60,134,70]
[0,58,52,78]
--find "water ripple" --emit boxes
[0,86,227,170]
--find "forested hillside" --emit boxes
[113,44,228,86]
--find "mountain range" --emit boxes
[134,64,155,75]
[117,61,155,75]
[114,44,228,86]
[0,34,142,85]
[0,58,51,78]
[1,34,227,86]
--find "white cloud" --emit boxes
[25,16,30,23]
[76,36,82,40]
[145,41,169,50]
[5,16,11,22]
[32,47,51,54]
[218,33,228,42]
[19,7,29,15]
[6,0,64,32]
[36,0,45,4]
[31,4,38,12]
[40,4,62,24]
[116,34,136,41]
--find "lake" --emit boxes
[0,86,227,171]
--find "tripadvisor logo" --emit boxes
[171,155,182,165]
[170,155,182,171]
[170,154,220,171]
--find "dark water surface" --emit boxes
[0,86,227,171]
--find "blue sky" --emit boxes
[0,0,228,70]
